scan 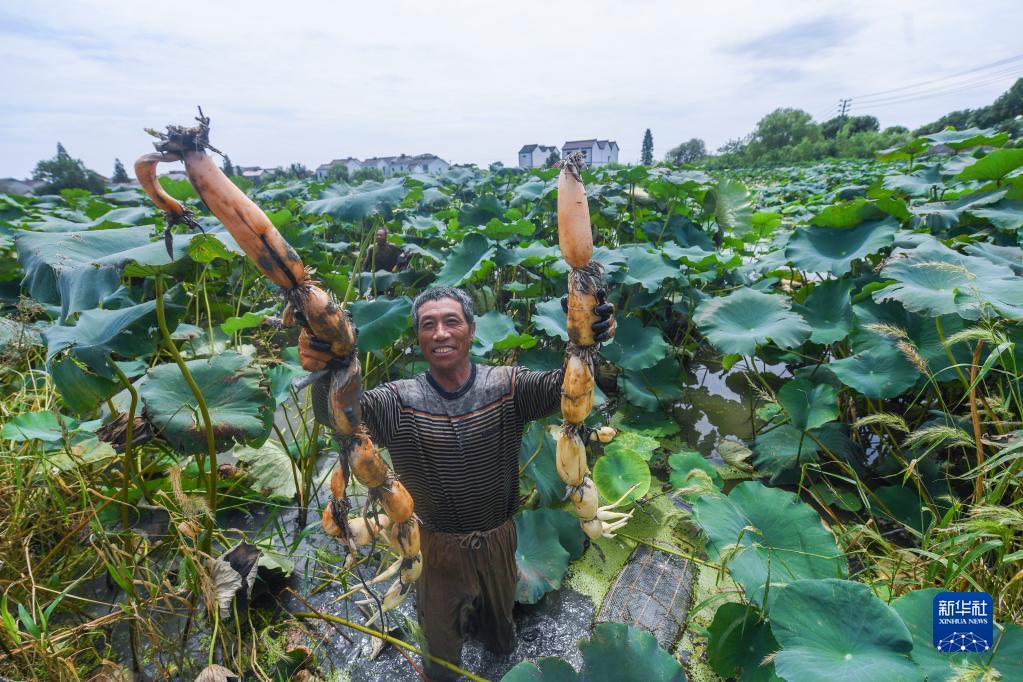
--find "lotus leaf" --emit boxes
[923,127,1008,150]
[770,579,921,682]
[519,421,562,506]
[434,233,496,286]
[883,166,945,198]
[502,658,580,682]
[968,200,1023,232]
[695,288,810,356]
[514,509,570,604]
[910,187,1007,231]
[619,358,684,411]
[710,177,754,236]
[472,310,536,355]
[827,346,920,399]
[873,485,931,533]
[592,450,650,506]
[706,603,780,681]
[792,279,853,345]
[616,245,680,292]
[601,318,669,371]
[234,440,297,501]
[577,622,687,682]
[785,218,898,276]
[45,295,183,379]
[604,430,660,461]
[302,179,409,221]
[481,217,536,240]
[809,198,886,228]
[777,379,838,432]
[2,411,75,442]
[51,356,120,414]
[459,194,507,227]
[693,481,847,609]
[891,588,1022,681]
[955,148,1023,183]
[533,507,585,560]
[139,351,273,456]
[349,296,412,352]
[668,450,722,495]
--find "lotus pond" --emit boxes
[1,126,1022,681]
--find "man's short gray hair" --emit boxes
[412,287,475,330]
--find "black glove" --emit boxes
[560,289,616,343]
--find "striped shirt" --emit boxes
[314,364,562,533]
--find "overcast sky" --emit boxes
[2,1,1021,178]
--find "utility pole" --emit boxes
[838,98,851,120]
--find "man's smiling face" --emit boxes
[416,298,475,373]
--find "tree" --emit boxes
[665,138,707,165]
[641,129,654,165]
[352,167,385,184]
[545,149,561,167]
[326,163,350,183]
[751,108,820,151]
[32,143,105,194]
[111,158,129,184]
[221,155,235,176]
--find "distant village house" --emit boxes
[517,144,559,169]
[314,154,450,180]
[562,139,619,167]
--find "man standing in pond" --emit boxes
[299,286,614,680]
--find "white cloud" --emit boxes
[1,0,1021,177]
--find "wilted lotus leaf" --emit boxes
[771,579,921,681]
[209,543,261,619]
[693,481,847,610]
[139,351,273,455]
[695,287,810,356]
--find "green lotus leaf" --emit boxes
[778,379,838,432]
[14,225,197,321]
[771,579,921,682]
[533,507,585,561]
[809,198,886,228]
[458,194,507,227]
[221,308,273,335]
[955,148,1023,183]
[968,199,1023,231]
[910,187,1007,230]
[618,245,681,292]
[923,127,1008,150]
[2,411,74,442]
[45,295,183,379]
[882,166,945,198]
[578,623,686,682]
[519,421,563,506]
[604,430,660,462]
[710,177,754,236]
[502,658,580,682]
[302,179,409,221]
[965,241,1023,275]
[668,450,722,496]
[472,310,536,355]
[873,485,931,533]
[481,217,536,240]
[706,603,780,682]
[878,137,929,162]
[693,481,847,610]
[808,483,862,512]
[434,233,496,286]
[753,424,820,483]
[266,362,307,409]
[891,589,1022,682]
[514,509,570,604]
[349,296,412,352]
[695,288,811,356]
[498,241,560,267]
[619,358,684,411]
[785,218,898,276]
[139,351,274,456]
[827,346,920,399]
[592,449,650,506]
[792,279,853,345]
[590,245,629,274]
[531,298,568,342]
[510,180,556,207]
[601,318,669,371]
[612,409,680,437]
[51,356,120,414]
[234,440,297,501]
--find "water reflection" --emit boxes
[671,356,787,461]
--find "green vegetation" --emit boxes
[1,122,1021,680]
[30,143,105,194]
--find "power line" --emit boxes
[853,63,1023,106]
[850,52,1023,101]
[850,67,1023,111]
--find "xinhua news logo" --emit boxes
[932,591,993,653]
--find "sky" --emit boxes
[2,0,1022,178]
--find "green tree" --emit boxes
[32,143,105,194]
[751,108,821,151]
[326,163,350,183]
[221,155,235,176]
[545,149,561,167]
[111,158,129,184]
[641,129,654,165]
[352,167,385,184]
[665,138,706,165]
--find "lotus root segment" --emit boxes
[556,152,593,269]
[329,357,363,436]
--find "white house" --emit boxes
[315,157,363,180]
[562,139,619,167]
[518,144,559,169]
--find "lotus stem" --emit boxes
[154,274,218,550]
[969,341,985,500]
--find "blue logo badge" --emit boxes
[933,592,993,652]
